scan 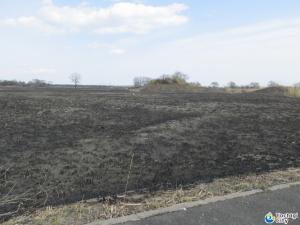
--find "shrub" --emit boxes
[148,72,189,85]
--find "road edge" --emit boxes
[86,181,300,225]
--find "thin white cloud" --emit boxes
[0,16,62,34]
[8,65,57,76]
[87,42,108,49]
[109,48,126,55]
[30,68,56,74]
[87,42,126,55]
[0,1,188,34]
[174,17,300,48]
[136,17,300,86]
[17,64,57,75]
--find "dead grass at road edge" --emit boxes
[3,167,300,225]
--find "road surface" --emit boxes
[118,185,299,225]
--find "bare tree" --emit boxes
[171,71,189,82]
[210,82,219,88]
[160,74,171,81]
[227,81,238,89]
[190,82,202,87]
[69,73,81,88]
[133,76,151,87]
[249,82,260,89]
[268,81,280,87]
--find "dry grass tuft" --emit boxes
[3,168,300,225]
[284,87,300,98]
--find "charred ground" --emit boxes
[0,88,300,219]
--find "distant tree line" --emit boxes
[1,73,299,90]
[133,72,300,89]
[0,80,26,86]
[0,72,83,89]
[223,81,261,89]
[0,79,51,87]
[208,81,299,89]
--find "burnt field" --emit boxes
[0,88,300,217]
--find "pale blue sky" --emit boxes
[0,0,300,85]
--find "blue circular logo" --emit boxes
[265,212,276,224]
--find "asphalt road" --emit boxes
[119,185,300,225]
